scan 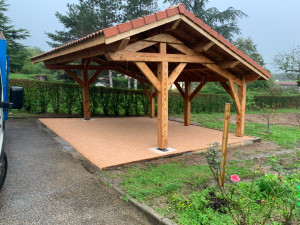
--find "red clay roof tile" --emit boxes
[131,18,145,29]
[156,10,168,20]
[118,21,133,33]
[103,26,119,38]
[144,14,156,24]
[166,7,179,17]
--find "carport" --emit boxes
[32,4,270,150]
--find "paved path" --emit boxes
[0,119,153,225]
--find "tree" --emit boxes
[46,0,122,48]
[0,0,29,72]
[163,0,247,41]
[233,37,270,91]
[122,0,158,22]
[273,45,300,81]
[21,47,46,74]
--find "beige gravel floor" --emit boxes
[40,117,256,169]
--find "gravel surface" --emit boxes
[0,119,153,225]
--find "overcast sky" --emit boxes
[6,0,300,73]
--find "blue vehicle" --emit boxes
[0,32,23,190]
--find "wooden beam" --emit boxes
[236,76,246,137]
[228,79,241,114]
[218,60,240,69]
[193,42,214,52]
[135,62,161,92]
[184,81,191,126]
[168,63,187,88]
[168,43,197,56]
[219,82,234,99]
[149,85,155,118]
[64,69,83,87]
[170,19,182,30]
[106,51,212,64]
[174,82,184,97]
[88,68,103,85]
[145,33,183,44]
[121,40,157,53]
[140,80,151,102]
[117,37,130,51]
[157,61,168,149]
[82,59,91,120]
[83,58,91,74]
[189,81,207,101]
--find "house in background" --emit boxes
[275,81,300,93]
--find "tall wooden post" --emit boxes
[149,85,155,118]
[157,43,168,149]
[82,60,91,120]
[236,76,246,136]
[184,81,191,126]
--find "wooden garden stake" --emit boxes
[220,103,231,187]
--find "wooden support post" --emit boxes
[149,85,155,118]
[184,81,191,126]
[236,76,246,137]
[82,59,91,120]
[157,43,168,149]
[220,103,231,187]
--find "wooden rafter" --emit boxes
[145,33,183,44]
[174,81,184,97]
[167,63,187,88]
[193,42,214,52]
[189,81,207,101]
[135,62,161,91]
[228,79,241,114]
[88,68,103,85]
[218,60,240,69]
[64,69,83,87]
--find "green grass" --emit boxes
[119,161,253,202]
[185,113,300,148]
[9,73,58,81]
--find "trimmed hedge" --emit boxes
[9,79,300,116]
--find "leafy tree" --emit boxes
[0,0,29,72]
[46,0,122,47]
[21,47,46,74]
[233,37,269,91]
[122,0,158,22]
[273,45,300,81]
[164,0,247,41]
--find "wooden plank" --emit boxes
[184,81,191,126]
[189,81,207,101]
[135,62,161,92]
[149,85,155,118]
[168,43,197,56]
[171,19,182,30]
[219,82,234,100]
[145,33,183,44]
[117,37,130,51]
[32,35,105,64]
[236,76,246,137]
[64,69,83,87]
[106,51,211,64]
[88,68,103,85]
[220,103,231,187]
[121,40,157,52]
[218,60,240,69]
[140,80,151,102]
[82,60,91,120]
[174,82,184,97]
[193,42,214,52]
[168,63,187,88]
[157,61,168,149]
[228,79,241,114]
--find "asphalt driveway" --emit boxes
[0,119,154,225]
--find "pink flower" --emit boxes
[231,174,240,182]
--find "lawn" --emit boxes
[103,110,300,224]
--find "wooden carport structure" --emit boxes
[32,4,270,150]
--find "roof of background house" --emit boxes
[32,4,270,80]
[276,81,298,86]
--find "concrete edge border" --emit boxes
[36,119,177,225]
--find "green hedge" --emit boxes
[9,79,300,116]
